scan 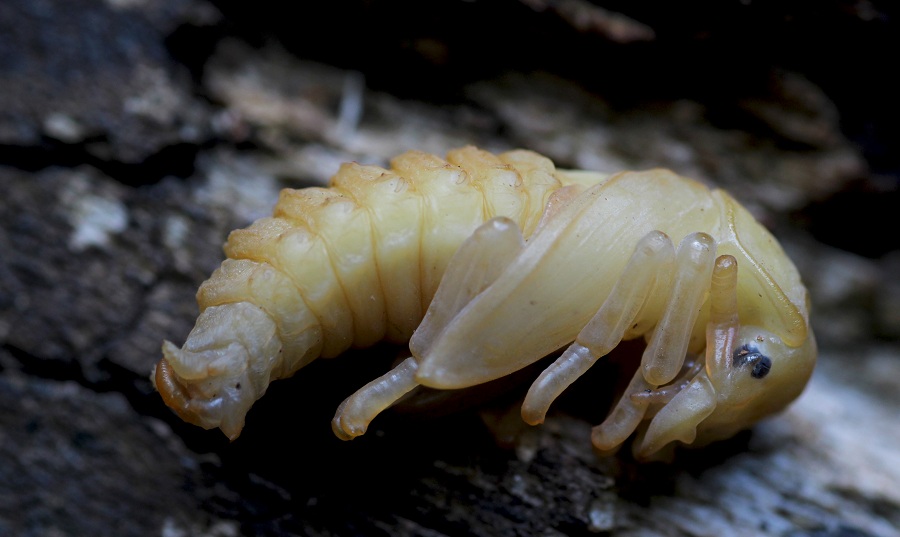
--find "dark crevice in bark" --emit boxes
[3,343,87,385]
[0,140,204,186]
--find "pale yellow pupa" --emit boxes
[154,146,815,460]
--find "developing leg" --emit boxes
[520,230,675,425]
[591,366,654,453]
[410,217,524,359]
[591,234,719,454]
[632,254,737,459]
[331,356,419,440]
[331,217,524,440]
[640,232,717,386]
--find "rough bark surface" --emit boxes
[2,1,899,536]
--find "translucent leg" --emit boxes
[591,236,723,454]
[591,367,654,453]
[633,373,717,459]
[331,356,419,440]
[704,254,741,383]
[520,230,675,425]
[640,232,717,386]
[332,217,524,440]
[632,254,738,459]
[410,217,524,358]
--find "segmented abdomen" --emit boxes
[195,147,583,380]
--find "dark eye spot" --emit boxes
[733,344,772,379]
[751,356,772,379]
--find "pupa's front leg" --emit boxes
[629,254,738,458]
[520,231,718,453]
[331,217,524,440]
[592,234,723,455]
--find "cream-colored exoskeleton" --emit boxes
[153,147,816,459]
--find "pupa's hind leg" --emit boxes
[520,230,676,425]
[331,355,419,440]
[331,217,524,440]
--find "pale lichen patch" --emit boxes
[60,175,129,251]
[43,112,87,143]
[194,152,281,224]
